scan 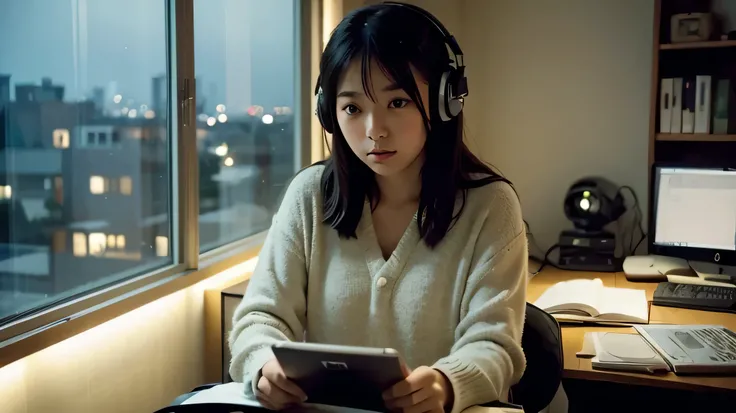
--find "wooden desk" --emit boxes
[529,268,736,392]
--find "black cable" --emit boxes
[616,186,637,254]
[530,243,561,275]
[632,232,647,254]
[614,218,623,259]
[524,219,556,274]
[618,185,646,255]
[523,219,546,259]
[627,211,636,255]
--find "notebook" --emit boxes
[533,278,649,324]
[577,332,670,374]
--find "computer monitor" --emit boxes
[650,165,736,267]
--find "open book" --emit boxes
[533,278,649,324]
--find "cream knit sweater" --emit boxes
[228,164,528,413]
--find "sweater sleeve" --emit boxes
[432,184,529,413]
[227,168,318,397]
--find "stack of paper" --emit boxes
[578,332,670,374]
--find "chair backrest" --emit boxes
[509,303,563,413]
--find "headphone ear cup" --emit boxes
[447,76,464,118]
[447,96,463,118]
[437,70,454,122]
[316,92,334,134]
[438,69,465,121]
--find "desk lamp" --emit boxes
[558,177,626,272]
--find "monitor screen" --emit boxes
[653,167,736,254]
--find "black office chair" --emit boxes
[163,303,562,413]
[509,302,564,413]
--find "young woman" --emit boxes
[228,3,528,412]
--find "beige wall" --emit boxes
[342,0,463,35]
[460,0,654,251]
[0,259,255,413]
[342,0,654,252]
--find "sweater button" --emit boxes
[376,277,387,288]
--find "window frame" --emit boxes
[0,0,320,370]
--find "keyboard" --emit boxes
[653,282,736,313]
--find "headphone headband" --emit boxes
[381,2,465,71]
[315,1,469,132]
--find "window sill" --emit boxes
[0,231,267,371]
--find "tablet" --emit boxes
[272,342,406,412]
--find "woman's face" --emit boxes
[335,58,429,177]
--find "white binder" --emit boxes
[682,77,695,133]
[694,75,712,133]
[671,78,683,133]
[660,78,673,133]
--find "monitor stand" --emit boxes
[622,254,693,282]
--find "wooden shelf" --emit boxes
[656,133,736,142]
[660,40,736,50]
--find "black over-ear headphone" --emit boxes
[315,1,469,134]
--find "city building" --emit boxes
[0,75,296,313]
[15,77,65,103]
[0,74,10,106]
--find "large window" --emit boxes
[0,0,173,323]
[194,0,298,251]
[0,0,308,345]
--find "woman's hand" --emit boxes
[255,358,308,410]
[382,365,454,413]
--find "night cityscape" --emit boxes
[0,74,297,321]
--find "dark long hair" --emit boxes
[318,3,508,248]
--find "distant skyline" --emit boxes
[0,0,296,114]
